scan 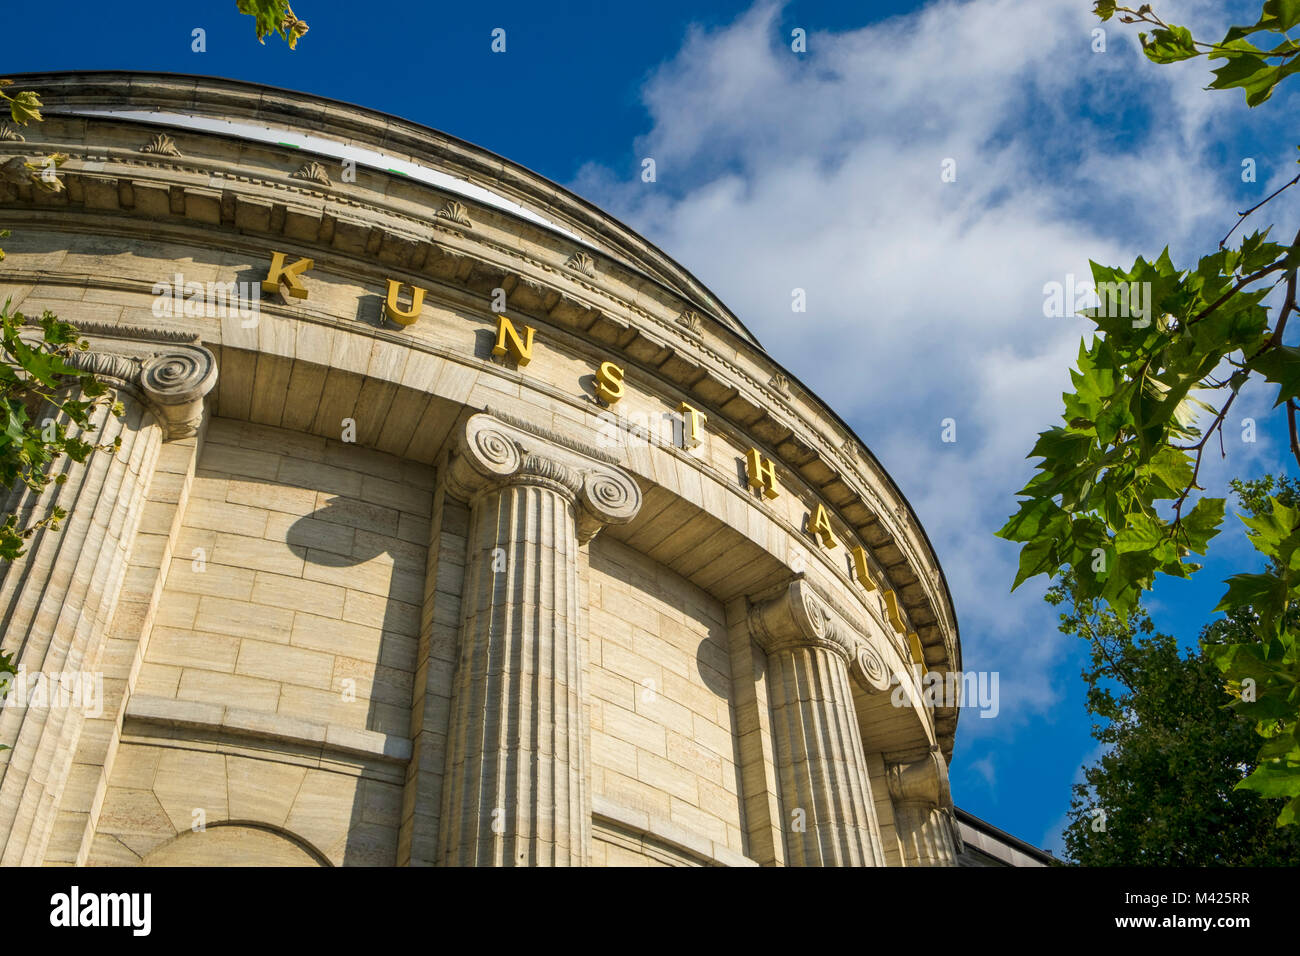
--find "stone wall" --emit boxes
[88,417,433,866]
[587,535,744,860]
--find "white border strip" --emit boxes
[62,107,591,246]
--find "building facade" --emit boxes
[0,72,971,867]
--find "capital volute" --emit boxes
[851,638,894,694]
[445,411,642,542]
[886,748,952,810]
[22,322,217,440]
[747,578,860,663]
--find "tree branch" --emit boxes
[1220,172,1300,249]
[1274,265,1300,348]
[1172,391,1237,529]
[1188,259,1290,329]
[1289,400,1300,471]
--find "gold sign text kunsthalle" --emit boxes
[261,253,926,670]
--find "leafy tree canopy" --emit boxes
[1000,2,1300,825]
[1058,481,1300,863]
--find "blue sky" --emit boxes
[9,0,1299,857]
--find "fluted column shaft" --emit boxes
[750,579,884,866]
[436,412,640,866]
[887,750,960,866]
[440,477,584,864]
[0,398,161,865]
[892,803,958,866]
[0,332,215,866]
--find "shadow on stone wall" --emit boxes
[283,486,429,866]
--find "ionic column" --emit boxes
[436,412,640,866]
[0,331,215,866]
[887,749,961,866]
[749,579,885,866]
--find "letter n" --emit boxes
[493,314,534,365]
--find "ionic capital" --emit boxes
[747,578,859,663]
[445,411,642,541]
[22,322,217,440]
[886,748,952,810]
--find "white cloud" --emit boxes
[969,754,997,792]
[569,0,1291,786]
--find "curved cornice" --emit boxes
[5,70,760,347]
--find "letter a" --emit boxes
[809,503,837,549]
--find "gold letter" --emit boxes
[261,251,314,299]
[851,546,876,590]
[745,447,779,500]
[678,401,706,448]
[595,361,625,404]
[384,279,426,326]
[883,590,906,635]
[493,314,534,365]
[809,503,837,549]
[907,631,928,676]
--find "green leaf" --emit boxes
[7,90,42,126]
[1239,496,1300,569]
[1141,25,1199,64]
[1263,0,1300,31]
[1012,536,1057,591]
[1250,345,1300,406]
[1278,795,1300,827]
[997,497,1066,543]
[1114,512,1167,554]
[1237,759,1300,799]
[1238,229,1286,273]
[1143,445,1195,499]
[1181,497,1226,554]
[1028,426,1093,464]
[1209,53,1300,106]
[1215,572,1289,617]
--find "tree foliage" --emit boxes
[1057,481,1300,864]
[0,300,123,561]
[1000,2,1300,826]
[235,1,309,50]
[1096,0,1300,106]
